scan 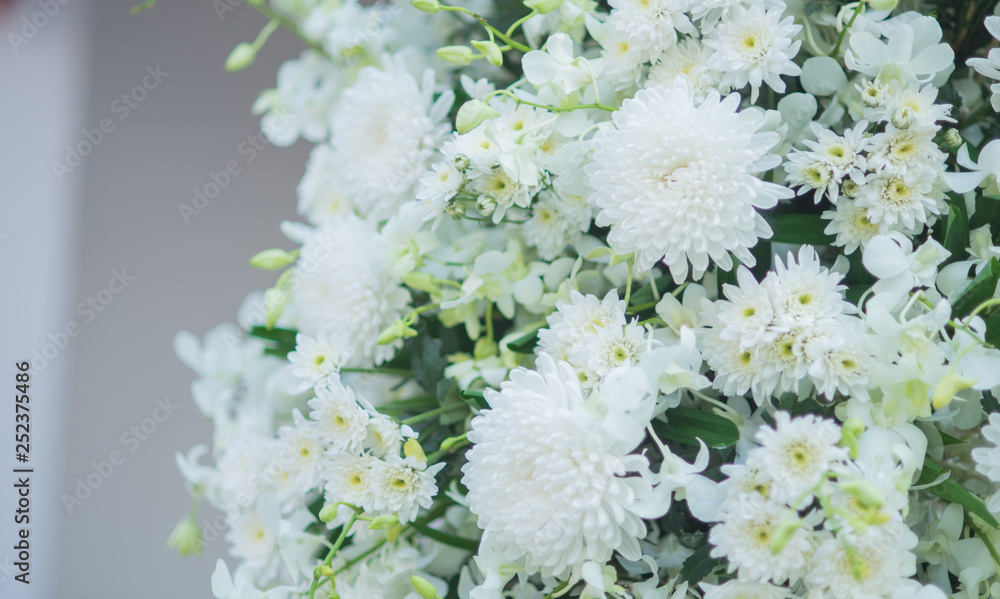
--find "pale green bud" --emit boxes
[476,195,497,216]
[446,201,466,220]
[942,128,962,151]
[438,434,467,452]
[474,337,498,360]
[319,504,339,523]
[437,45,475,66]
[525,0,565,14]
[840,417,865,459]
[225,43,257,72]
[456,99,500,134]
[840,479,885,509]
[891,106,914,129]
[402,271,441,295]
[471,39,503,67]
[249,248,298,270]
[411,575,440,599]
[868,0,898,10]
[769,513,802,554]
[411,0,440,13]
[932,373,976,410]
[377,319,418,345]
[369,514,401,530]
[317,565,335,578]
[404,438,427,462]
[167,515,203,557]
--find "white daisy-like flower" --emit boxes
[330,56,454,221]
[324,453,376,510]
[718,463,775,505]
[786,121,870,203]
[822,198,883,254]
[608,0,696,62]
[865,125,944,177]
[368,455,444,524]
[689,0,753,32]
[253,50,341,147]
[968,16,1000,111]
[462,355,652,578]
[804,321,873,402]
[646,38,719,102]
[585,78,791,281]
[704,0,802,103]
[522,190,593,261]
[416,161,464,208]
[538,290,628,362]
[296,144,355,226]
[307,380,369,453]
[287,330,351,392]
[365,414,412,459]
[765,246,853,328]
[226,509,278,568]
[972,412,1000,482]
[702,327,767,399]
[590,17,646,91]
[804,535,916,599]
[708,493,815,584]
[748,412,847,504]
[569,320,652,378]
[853,168,946,232]
[715,266,778,349]
[277,410,326,493]
[292,215,412,367]
[868,82,953,131]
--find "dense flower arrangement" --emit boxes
[167,0,1000,597]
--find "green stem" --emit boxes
[505,10,537,38]
[401,404,467,426]
[488,89,615,113]
[830,1,866,57]
[309,510,359,599]
[968,514,1000,575]
[341,367,413,377]
[484,302,495,343]
[624,258,634,307]
[246,0,326,55]
[427,434,469,463]
[440,4,532,52]
[252,19,280,51]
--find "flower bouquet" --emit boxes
[169,0,1000,597]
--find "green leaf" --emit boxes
[376,396,441,415]
[411,522,480,552]
[970,196,1000,232]
[507,329,539,354]
[249,325,298,357]
[768,213,836,246]
[942,198,970,266]
[983,392,1000,415]
[985,310,1000,348]
[652,407,740,449]
[916,459,999,528]
[951,258,1000,319]
[460,389,489,410]
[679,541,723,585]
[939,431,964,446]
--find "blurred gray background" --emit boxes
[0,0,311,596]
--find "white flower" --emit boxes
[766,246,853,328]
[588,15,646,91]
[708,493,814,584]
[253,50,341,147]
[585,79,791,281]
[538,290,628,362]
[822,197,883,254]
[287,331,351,392]
[329,57,454,221]
[227,509,278,568]
[522,189,593,260]
[645,38,718,102]
[973,413,1000,482]
[865,125,944,178]
[784,121,869,203]
[748,412,847,504]
[868,81,953,131]
[967,16,1000,111]
[277,410,326,493]
[704,0,802,103]
[845,14,954,85]
[569,320,652,378]
[805,535,916,599]
[292,215,412,366]
[854,168,946,233]
[523,33,599,94]
[365,414,411,459]
[462,355,653,578]
[416,161,464,207]
[368,455,444,524]
[324,453,376,510]
[608,0,695,62]
[714,266,778,349]
[862,234,950,298]
[296,144,355,226]
[307,380,369,453]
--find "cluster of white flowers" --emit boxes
[170,1,1000,598]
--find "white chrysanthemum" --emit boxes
[968,16,1000,111]
[308,380,369,453]
[804,535,916,599]
[699,579,793,599]
[364,414,410,459]
[277,410,326,493]
[765,246,852,328]
[608,0,695,62]
[854,169,946,233]
[253,50,341,147]
[522,190,593,261]
[293,215,412,366]
[804,320,873,401]
[972,412,1000,481]
[645,38,718,102]
[330,57,454,221]
[704,0,802,103]
[865,126,943,177]
[297,144,355,226]
[538,290,627,362]
[462,355,651,578]
[718,463,775,505]
[368,455,444,524]
[747,412,847,504]
[325,453,376,510]
[869,82,953,131]
[702,327,767,399]
[715,266,778,349]
[586,79,791,281]
[569,321,652,378]
[226,509,277,567]
[785,121,869,203]
[287,330,351,391]
[416,161,464,207]
[708,494,814,584]
[689,0,752,31]
[822,198,882,254]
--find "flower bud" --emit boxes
[250,248,298,270]
[439,434,467,451]
[932,373,976,410]
[868,0,898,10]
[474,337,498,360]
[859,80,885,107]
[167,515,203,557]
[368,514,400,530]
[891,106,914,129]
[525,0,565,14]
[404,438,427,462]
[471,40,503,67]
[840,178,860,198]
[476,195,497,217]
[319,504,340,523]
[452,153,471,171]
[225,43,257,72]
[411,0,440,13]
[456,99,500,134]
[840,479,885,509]
[317,565,335,578]
[411,575,440,599]
[942,128,962,151]
[437,45,475,66]
[769,513,802,554]
[446,201,466,220]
